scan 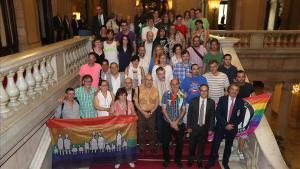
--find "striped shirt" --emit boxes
[203,72,230,103]
[75,86,97,118]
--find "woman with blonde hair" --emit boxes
[148,45,166,73]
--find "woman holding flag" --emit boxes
[110,87,136,168]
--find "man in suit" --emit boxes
[92,6,107,36]
[63,15,71,40]
[206,83,246,169]
[53,14,63,42]
[71,15,79,36]
[187,84,215,168]
[105,62,125,95]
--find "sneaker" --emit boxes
[114,164,120,169]
[238,150,245,160]
[129,162,135,168]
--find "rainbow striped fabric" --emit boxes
[47,115,137,168]
[237,93,271,137]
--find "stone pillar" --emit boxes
[276,82,293,139]
[290,84,300,128]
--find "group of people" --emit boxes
[55,5,262,169]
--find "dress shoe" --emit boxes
[176,160,183,169]
[162,160,169,168]
[223,165,230,169]
[197,162,203,169]
[187,160,193,167]
[139,149,145,156]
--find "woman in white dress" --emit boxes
[125,55,145,88]
[103,29,119,64]
[152,54,173,82]
[170,43,183,67]
[94,80,115,117]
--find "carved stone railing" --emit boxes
[0,36,91,168]
[210,30,300,49]
[215,36,289,169]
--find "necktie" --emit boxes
[199,100,205,126]
[98,15,102,25]
[228,98,234,122]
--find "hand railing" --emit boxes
[210,30,300,49]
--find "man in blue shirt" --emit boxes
[173,50,192,83]
[180,64,208,124]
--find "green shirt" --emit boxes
[190,18,210,30]
[203,52,223,72]
[75,86,97,118]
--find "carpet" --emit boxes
[90,140,221,169]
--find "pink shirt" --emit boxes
[187,45,207,70]
[111,101,134,116]
[79,63,102,87]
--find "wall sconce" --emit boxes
[136,0,140,6]
[72,12,81,20]
[208,0,220,10]
[292,83,300,94]
[168,0,173,9]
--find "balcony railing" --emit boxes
[210,30,300,49]
[0,36,91,167]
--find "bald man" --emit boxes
[134,74,159,155]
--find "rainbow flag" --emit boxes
[237,93,271,137]
[47,115,137,168]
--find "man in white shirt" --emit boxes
[187,84,215,168]
[144,31,154,64]
[141,17,158,41]
[106,63,125,95]
[153,67,171,145]
[138,46,150,74]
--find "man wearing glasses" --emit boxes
[187,84,215,168]
[115,20,136,52]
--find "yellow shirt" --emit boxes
[134,85,159,111]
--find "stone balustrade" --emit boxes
[210,30,300,49]
[0,37,89,119]
[0,36,91,167]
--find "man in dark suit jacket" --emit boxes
[63,15,70,39]
[71,15,79,36]
[187,84,215,168]
[92,6,107,36]
[206,83,246,169]
[53,15,63,42]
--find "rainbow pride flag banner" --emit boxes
[47,115,137,168]
[237,93,271,137]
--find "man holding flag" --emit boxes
[235,70,255,160]
[206,83,246,169]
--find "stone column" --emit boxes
[290,84,300,128]
[276,82,293,139]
